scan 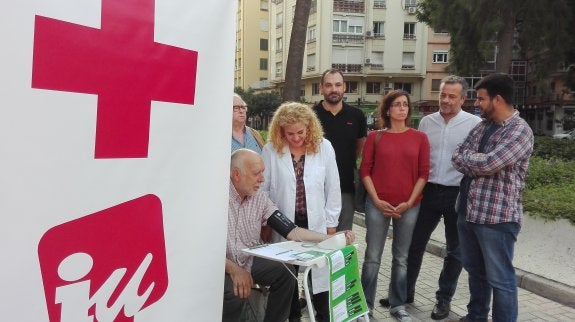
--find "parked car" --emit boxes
[552,129,575,140]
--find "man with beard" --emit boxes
[378,76,481,320]
[313,69,367,231]
[452,73,533,322]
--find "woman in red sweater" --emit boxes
[359,90,430,322]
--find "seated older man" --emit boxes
[224,149,354,322]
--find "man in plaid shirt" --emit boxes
[452,73,534,322]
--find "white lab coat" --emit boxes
[261,139,341,293]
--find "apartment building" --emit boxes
[234,0,270,89]
[522,68,575,135]
[268,0,450,108]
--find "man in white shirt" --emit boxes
[379,76,481,320]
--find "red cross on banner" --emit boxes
[32,0,198,159]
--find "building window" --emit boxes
[276,12,283,28]
[333,19,363,34]
[404,0,417,8]
[404,23,416,39]
[333,20,348,33]
[307,27,316,42]
[431,79,441,91]
[276,37,283,52]
[432,51,448,63]
[260,0,268,11]
[312,83,320,95]
[464,76,481,99]
[306,54,316,71]
[260,38,268,51]
[433,27,448,34]
[374,0,386,8]
[310,0,317,14]
[349,24,363,34]
[260,58,268,70]
[402,52,415,69]
[366,82,381,94]
[345,81,358,93]
[275,62,283,77]
[394,82,412,94]
[373,21,384,37]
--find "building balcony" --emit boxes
[525,93,575,105]
[332,63,363,73]
[401,64,415,70]
[374,0,386,9]
[333,34,364,44]
[403,34,416,40]
[333,0,365,13]
[369,64,384,70]
[306,66,316,72]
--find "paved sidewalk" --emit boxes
[299,221,575,322]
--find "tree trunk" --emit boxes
[496,10,515,74]
[282,0,311,102]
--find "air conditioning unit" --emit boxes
[407,6,416,14]
[365,58,371,64]
[366,31,372,37]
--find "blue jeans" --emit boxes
[407,183,462,303]
[457,212,520,322]
[360,197,419,310]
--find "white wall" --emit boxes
[0,0,235,320]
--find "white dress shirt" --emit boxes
[418,110,481,187]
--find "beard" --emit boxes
[324,92,343,104]
[480,103,494,119]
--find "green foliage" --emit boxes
[235,87,282,118]
[524,183,575,225]
[532,136,575,160]
[524,155,575,225]
[525,156,575,189]
[258,130,268,142]
[417,0,575,84]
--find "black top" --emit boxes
[313,101,367,193]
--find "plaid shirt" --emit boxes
[227,182,277,272]
[452,111,534,225]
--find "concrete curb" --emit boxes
[353,212,575,309]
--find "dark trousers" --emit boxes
[223,257,295,322]
[406,183,462,303]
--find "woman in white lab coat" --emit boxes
[262,101,341,322]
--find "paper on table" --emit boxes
[317,233,346,250]
[247,244,296,261]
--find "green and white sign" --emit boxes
[327,245,369,322]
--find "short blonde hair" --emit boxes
[268,102,324,155]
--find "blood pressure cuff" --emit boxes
[267,210,297,239]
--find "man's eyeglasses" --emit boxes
[233,105,248,112]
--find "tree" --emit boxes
[234,86,282,130]
[282,0,312,101]
[417,0,575,85]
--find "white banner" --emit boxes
[0,0,235,321]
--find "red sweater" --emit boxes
[360,129,430,206]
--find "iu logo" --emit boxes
[38,195,168,322]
